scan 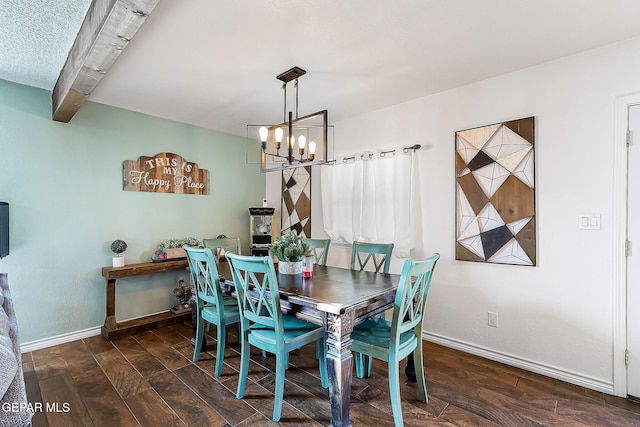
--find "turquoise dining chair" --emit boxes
[350,241,394,273]
[184,246,240,376]
[201,237,241,332]
[225,252,328,422]
[303,238,331,266]
[350,241,395,372]
[203,237,241,262]
[350,253,440,427]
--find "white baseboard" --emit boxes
[20,325,102,353]
[423,331,614,395]
[19,310,175,353]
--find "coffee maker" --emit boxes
[249,207,275,256]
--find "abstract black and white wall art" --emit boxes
[455,117,536,266]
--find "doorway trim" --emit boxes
[613,92,640,397]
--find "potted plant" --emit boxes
[270,230,310,275]
[151,237,201,261]
[110,239,127,267]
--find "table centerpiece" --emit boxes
[270,230,310,275]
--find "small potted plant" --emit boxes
[110,239,127,267]
[270,230,310,274]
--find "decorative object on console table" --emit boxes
[270,230,310,275]
[151,237,201,262]
[165,248,187,259]
[110,239,127,267]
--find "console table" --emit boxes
[101,259,190,340]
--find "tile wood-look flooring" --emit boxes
[22,322,640,426]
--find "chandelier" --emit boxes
[248,67,331,173]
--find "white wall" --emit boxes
[267,36,640,393]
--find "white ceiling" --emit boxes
[3,0,640,137]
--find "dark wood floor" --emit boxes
[22,321,640,426]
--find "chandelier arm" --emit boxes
[282,82,287,123]
[295,78,299,119]
[288,111,294,164]
[262,151,296,160]
[261,151,314,164]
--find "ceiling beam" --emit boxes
[52,0,159,123]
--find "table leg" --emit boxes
[405,353,416,381]
[326,312,354,427]
[189,293,206,348]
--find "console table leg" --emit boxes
[103,279,117,335]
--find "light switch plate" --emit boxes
[578,213,601,230]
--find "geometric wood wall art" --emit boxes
[455,117,536,265]
[281,166,311,238]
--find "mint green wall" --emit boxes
[0,79,265,343]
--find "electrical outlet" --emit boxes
[488,312,498,327]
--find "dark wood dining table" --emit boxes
[215,263,401,427]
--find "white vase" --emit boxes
[278,261,303,275]
[112,256,125,267]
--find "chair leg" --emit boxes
[215,323,226,376]
[193,314,204,362]
[366,354,373,377]
[355,353,373,378]
[413,344,428,403]
[236,331,250,399]
[355,352,365,379]
[388,355,404,427]
[273,351,287,422]
[318,337,328,388]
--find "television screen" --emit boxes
[0,202,8,258]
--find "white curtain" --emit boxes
[321,145,417,258]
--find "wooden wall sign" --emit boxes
[123,152,208,195]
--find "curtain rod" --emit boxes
[339,144,422,163]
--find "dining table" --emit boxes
[215,262,402,427]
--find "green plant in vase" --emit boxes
[271,230,310,274]
[110,239,127,267]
